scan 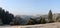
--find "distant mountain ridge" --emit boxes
[15,13,60,19]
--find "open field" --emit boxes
[0,22,60,28]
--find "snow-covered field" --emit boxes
[0,22,60,28]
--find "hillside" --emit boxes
[0,22,60,28]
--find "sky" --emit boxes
[0,0,60,15]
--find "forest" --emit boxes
[0,7,59,25]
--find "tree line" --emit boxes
[0,7,14,25]
[0,7,59,25]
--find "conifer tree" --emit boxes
[48,10,53,23]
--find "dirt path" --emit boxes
[18,22,60,28]
[0,22,60,28]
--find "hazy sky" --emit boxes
[0,0,60,15]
